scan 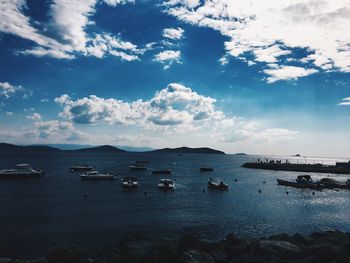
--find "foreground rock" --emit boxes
[1,231,350,262]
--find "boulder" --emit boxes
[179,249,214,263]
[259,240,302,259]
[46,246,93,263]
[178,235,200,253]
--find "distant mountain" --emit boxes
[0,143,224,155]
[32,144,93,150]
[234,153,248,155]
[72,145,126,153]
[0,143,61,153]
[149,147,225,155]
[117,145,154,152]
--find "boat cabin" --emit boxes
[296,175,312,183]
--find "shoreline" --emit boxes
[1,231,349,262]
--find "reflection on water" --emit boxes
[0,152,349,257]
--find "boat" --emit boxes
[207,178,229,190]
[0,164,44,178]
[122,176,138,189]
[129,165,147,171]
[136,160,149,164]
[318,178,350,189]
[152,169,172,175]
[200,167,214,172]
[80,171,116,180]
[70,164,94,172]
[276,175,323,190]
[158,179,175,190]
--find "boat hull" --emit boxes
[276,178,323,190]
[152,170,172,175]
[200,168,214,172]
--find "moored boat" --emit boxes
[276,175,323,190]
[200,167,214,172]
[0,164,44,178]
[136,160,149,164]
[152,169,172,175]
[129,165,147,171]
[319,178,350,189]
[122,176,139,189]
[80,171,116,180]
[158,179,175,190]
[70,164,94,172]
[207,178,229,190]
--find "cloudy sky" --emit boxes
[0,0,350,156]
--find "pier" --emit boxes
[242,159,350,174]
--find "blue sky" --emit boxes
[1,0,350,156]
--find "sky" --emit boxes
[0,0,350,156]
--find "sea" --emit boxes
[0,151,350,257]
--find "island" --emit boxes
[149,146,225,155]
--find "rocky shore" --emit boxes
[1,231,350,263]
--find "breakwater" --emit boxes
[242,162,350,174]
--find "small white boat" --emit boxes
[208,178,229,190]
[158,179,175,190]
[80,171,116,180]
[122,176,139,189]
[0,164,44,178]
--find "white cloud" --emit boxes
[102,0,134,6]
[33,120,86,141]
[153,50,181,69]
[17,47,75,59]
[26,113,42,121]
[164,0,350,81]
[54,83,297,144]
[264,65,318,83]
[0,0,144,61]
[6,112,13,116]
[338,97,350,106]
[162,27,184,40]
[0,82,23,98]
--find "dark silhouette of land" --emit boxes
[0,143,225,155]
[149,146,225,155]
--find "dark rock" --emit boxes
[179,249,214,263]
[229,255,272,263]
[27,258,49,263]
[304,243,338,261]
[149,239,178,263]
[178,234,200,253]
[289,234,312,247]
[47,246,94,263]
[225,234,241,246]
[268,233,290,242]
[259,240,302,259]
[116,236,155,263]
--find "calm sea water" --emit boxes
[0,152,350,257]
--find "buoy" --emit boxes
[286,191,289,195]
[312,192,315,195]
[258,189,261,193]
[263,181,266,184]
[84,193,88,198]
[234,179,238,182]
[202,188,206,192]
[144,191,148,196]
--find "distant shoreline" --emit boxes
[0,143,225,155]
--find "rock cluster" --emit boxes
[1,231,350,262]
